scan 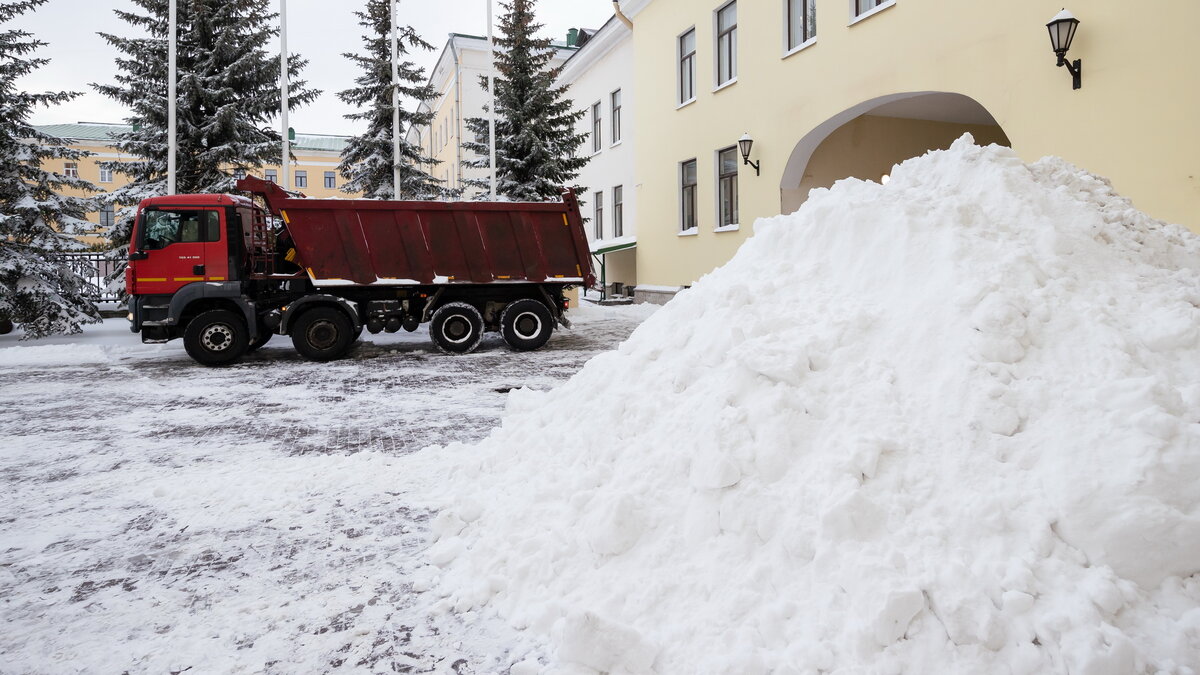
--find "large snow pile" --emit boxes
[413,136,1200,674]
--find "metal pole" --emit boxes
[391,0,401,198]
[280,0,290,190]
[167,0,176,194]
[487,0,497,200]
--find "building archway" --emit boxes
[780,92,1011,214]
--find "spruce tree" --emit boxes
[462,0,589,201]
[0,0,100,338]
[338,0,442,200]
[94,0,319,293]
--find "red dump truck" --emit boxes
[126,176,595,366]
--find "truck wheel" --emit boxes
[500,299,554,351]
[184,309,249,366]
[0,318,12,335]
[430,302,484,354]
[291,307,355,362]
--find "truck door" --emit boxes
[134,207,230,296]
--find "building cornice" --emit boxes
[558,16,631,84]
[619,0,653,20]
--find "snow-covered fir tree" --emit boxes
[337,0,443,200]
[0,0,100,338]
[463,0,588,201]
[94,0,318,292]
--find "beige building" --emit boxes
[614,0,1200,302]
[34,122,355,243]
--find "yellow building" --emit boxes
[619,0,1200,302]
[33,122,357,244]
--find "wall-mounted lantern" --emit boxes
[738,133,760,176]
[1046,8,1082,90]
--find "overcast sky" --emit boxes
[15,0,616,136]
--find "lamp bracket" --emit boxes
[743,157,760,176]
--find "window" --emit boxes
[788,0,816,49]
[324,171,336,189]
[716,2,737,86]
[678,29,696,104]
[294,170,307,188]
[142,210,220,250]
[591,102,602,153]
[611,89,622,144]
[99,204,115,229]
[680,159,697,231]
[233,168,246,180]
[613,186,624,237]
[265,169,278,183]
[718,147,739,228]
[855,0,888,17]
[64,162,78,178]
[99,167,113,183]
[594,191,604,240]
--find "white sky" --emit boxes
[16,0,616,136]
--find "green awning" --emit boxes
[593,240,637,255]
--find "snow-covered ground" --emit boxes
[0,303,657,673]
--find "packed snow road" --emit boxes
[0,302,655,673]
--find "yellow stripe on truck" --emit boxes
[138,278,166,282]
[280,210,290,224]
[173,277,204,282]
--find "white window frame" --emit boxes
[294,170,307,189]
[714,1,738,89]
[784,0,817,56]
[613,185,624,237]
[594,190,604,240]
[849,0,895,25]
[679,158,698,234]
[324,171,336,189]
[64,162,78,179]
[677,27,697,107]
[99,166,113,183]
[591,101,603,154]
[265,169,278,183]
[99,204,115,229]
[716,146,739,231]
[610,89,622,145]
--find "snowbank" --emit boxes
[414,136,1200,673]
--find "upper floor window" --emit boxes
[613,185,624,238]
[265,169,278,183]
[680,159,697,231]
[99,204,115,229]
[591,102,602,153]
[294,170,308,189]
[233,168,247,180]
[718,146,738,228]
[678,29,696,104]
[854,0,889,17]
[716,1,737,86]
[99,167,113,183]
[324,171,336,189]
[611,89,622,144]
[594,191,604,240]
[64,162,78,178]
[788,0,816,49]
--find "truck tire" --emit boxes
[291,306,355,362]
[184,309,249,366]
[0,318,12,335]
[430,302,484,354]
[500,298,554,351]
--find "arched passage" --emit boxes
[780,92,1011,214]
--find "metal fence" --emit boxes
[60,251,123,304]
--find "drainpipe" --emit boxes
[451,39,464,191]
[613,1,633,29]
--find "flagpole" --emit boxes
[167,0,177,194]
[280,0,290,190]
[391,0,401,198]
[487,0,497,200]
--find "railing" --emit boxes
[59,251,123,304]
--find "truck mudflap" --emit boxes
[278,295,362,334]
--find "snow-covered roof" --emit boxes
[31,123,350,154]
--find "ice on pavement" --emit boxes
[418,136,1200,673]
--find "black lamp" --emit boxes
[1046,9,1081,90]
[738,133,760,176]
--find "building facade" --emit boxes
[33,122,354,244]
[617,0,1200,302]
[412,33,580,199]
[557,17,637,298]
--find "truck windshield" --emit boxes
[143,210,220,250]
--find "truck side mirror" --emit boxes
[128,251,148,261]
